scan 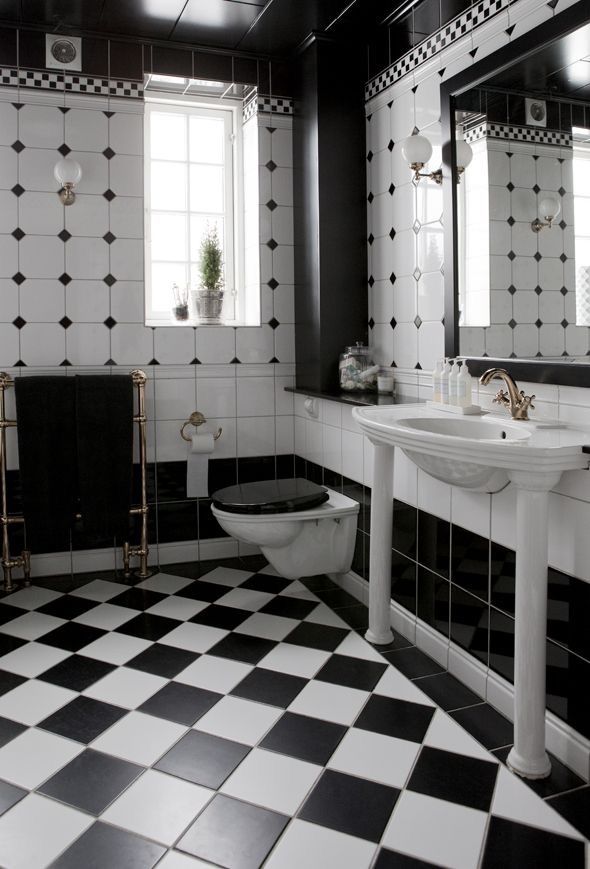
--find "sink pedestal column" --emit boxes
[506,470,561,780]
[365,443,394,645]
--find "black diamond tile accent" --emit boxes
[532,184,540,194]
[60,359,72,366]
[267,278,279,290]
[230,357,241,364]
[58,229,71,242]
[103,231,116,244]
[507,251,516,261]
[560,253,567,262]
[388,139,394,151]
[148,358,159,366]
[104,273,117,286]
[12,316,26,329]
[561,319,569,328]
[12,272,25,285]
[507,216,515,226]
[368,233,374,245]
[267,238,278,250]
[508,285,517,295]
[11,228,25,240]
[414,315,422,329]
[367,192,374,203]
[506,182,514,191]
[368,276,375,287]
[389,272,396,284]
[535,319,543,328]
[268,317,279,330]
[103,189,116,201]
[534,252,543,262]
[388,183,395,195]
[390,317,397,329]
[560,286,568,296]
[508,319,516,329]
[59,316,72,329]
[39,696,126,743]
[102,146,115,160]
[368,317,375,329]
[103,316,117,329]
[367,151,373,162]
[59,273,72,285]
[58,143,71,156]
[11,184,24,197]
[139,682,222,726]
[534,285,543,295]
[266,160,277,172]
[266,199,277,211]
[559,220,567,230]
[558,186,566,196]
[155,729,249,789]
[11,140,24,153]
[389,228,396,240]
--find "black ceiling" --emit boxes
[0,0,401,57]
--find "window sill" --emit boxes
[145,319,259,328]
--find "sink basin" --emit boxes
[397,417,531,441]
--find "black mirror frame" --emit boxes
[440,0,590,386]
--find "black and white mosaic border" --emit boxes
[0,67,143,98]
[243,94,294,123]
[464,121,572,146]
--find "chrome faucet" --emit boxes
[479,368,535,420]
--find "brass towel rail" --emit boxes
[0,368,151,592]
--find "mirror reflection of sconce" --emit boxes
[401,134,473,185]
[531,196,561,233]
[54,157,82,206]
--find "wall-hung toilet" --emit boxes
[211,478,359,580]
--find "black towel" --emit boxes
[75,375,134,543]
[14,376,77,553]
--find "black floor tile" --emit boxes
[413,672,482,711]
[368,633,414,653]
[240,574,291,594]
[374,849,439,868]
[231,668,307,708]
[177,579,233,603]
[315,587,361,609]
[335,604,369,630]
[314,653,387,691]
[126,643,198,678]
[37,595,98,620]
[0,716,26,749]
[159,561,204,581]
[38,696,128,743]
[51,821,166,869]
[492,746,586,799]
[451,703,513,750]
[190,604,252,631]
[39,622,106,652]
[109,587,166,611]
[209,633,277,665]
[260,711,347,765]
[354,695,435,743]
[382,646,445,679]
[283,622,349,652]
[39,749,143,814]
[38,654,115,691]
[299,769,400,843]
[0,779,26,816]
[0,604,27,625]
[0,670,26,698]
[482,816,585,868]
[155,730,250,789]
[178,793,289,869]
[407,745,498,811]
[139,682,222,726]
[299,575,339,592]
[115,613,182,641]
[548,786,590,840]
[0,634,26,656]
[259,596,319,620]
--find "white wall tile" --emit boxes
[153,326,195,364]
[0,322,19,367]
[236,416,275,457]
[65,109,109,152]
[65,280,109,323]
[19,191,63,236]
[195,327,236,363]
[110,323,153,365]
[109,154,143,197]
[20,280,64,322]
[19,236,63,279]
[65,237,108,280]
[341,429,363,483]
[276,415,294,454]
[65,194,109,237]
[19,105,63,149]
[66,323,110,366]
[154,377,197,421]
[20,322,65,365]
[109,113,143,156]
[0,103,17,147]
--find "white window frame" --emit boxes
[144,94,245,325]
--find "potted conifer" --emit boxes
[193,224,224,324]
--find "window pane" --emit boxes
[190,164,223,213]
[151,262,188,311]
[151,162,187,211]
[573,154,590,189]
[151,213,188,261]
[151,112,187,161]
[189,116,224,164]
[190,215,224,263]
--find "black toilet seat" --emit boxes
[211,478,330,515]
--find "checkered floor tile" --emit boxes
[0,559,586,868]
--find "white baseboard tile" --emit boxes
[237,541,261,558]
[198,537,239,561]
[390,601,417,644]
[485,669,514,720]
[448,643,488,698]
[415,622,449,669]
[155,540,199,567]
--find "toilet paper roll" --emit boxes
[187,433,215,497]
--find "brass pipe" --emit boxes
[0,373,29,591]
[127,369,151,579]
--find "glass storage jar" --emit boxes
[339,342,379,391]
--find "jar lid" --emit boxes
[345,343,371,354]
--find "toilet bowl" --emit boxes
[211,478,359,580]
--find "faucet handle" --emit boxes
[493,388,510,407]
[520,391,535,410]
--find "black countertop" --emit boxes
[285,387,423,407]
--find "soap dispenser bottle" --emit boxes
[449,360,460,406]
[432,360,443,403]
[457,360,472,407]
[440,359,452,404]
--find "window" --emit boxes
[144,93,246,324]
[573,130,590,326]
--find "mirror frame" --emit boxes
[440,0,590,385]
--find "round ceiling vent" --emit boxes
[50,39,78,65]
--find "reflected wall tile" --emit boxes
[391,550,417,614]
[489,607,514,684]
[450,585,489,668]
[418,510,450,579]
[417,568,449,637]
[451,523,490,602]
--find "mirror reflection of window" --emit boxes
[573,129,590,327]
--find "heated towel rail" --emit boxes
[0,369,151,592]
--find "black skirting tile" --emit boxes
[260,711,347,765]
[547,787,590,840]
[354,695,435,743]
[38,696,127,744]
[413,672,482,712]
[178,793,289,869]
[138,682,222,726]
[0,779,26,817]
[482,816,585,868]
[283,622,349,652]
[0,716,26,749]
[51,821,165,869]
[382,646,445,679]
[259,596,319,620]
[450,703,513,751]
[299,769,400,843]
[115,613,182,641]
[407,745,498,811]
[314,654,387,692]
[39,622,106,652]
[155,730,250,789]
[231,668,307,708]
[126,643,198,679]
[190,604,252,631]
[39,749,143,815]
[208,633,277,666]
[38,654,115,691]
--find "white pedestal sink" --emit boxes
[353,404,590,779]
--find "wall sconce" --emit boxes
[54,157,82,206]
[531,196,561,233]
[455,139,473,181]
[401,135,442,185]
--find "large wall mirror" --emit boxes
[441,2,590,384]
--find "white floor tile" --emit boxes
[1,586,61,610]
[83,666,167,708]
[102,769,213,846]
[0,642,71,677]
[423,709,496,762]
[91,710,187,766]
[382,791,488,869]
[263,819,376,869]
[78,632,152,665]
[145,596,209,622]
[327,728,420,789]
[70,579,127,601]
[214,587,274,612]
[174,655,252,693]
[73,603,138,631]
[193,696,283,745]
[279,584,319,601]
[159,623,228,653]
[0,793,92,869]
[197,566,253,587]
[257,643,331,679]
[234,612,298,641]
[220,748,322,814]
[335,632,388,662]
[374,666,436,707]
[136,574,194,594]
[491,765,583,840]
[0,728,83,789]
[304,604,350,629]
[0,611,65,640]
[0,679,76,725]
[288,681,369,726]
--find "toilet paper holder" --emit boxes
[180,411,222,442]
